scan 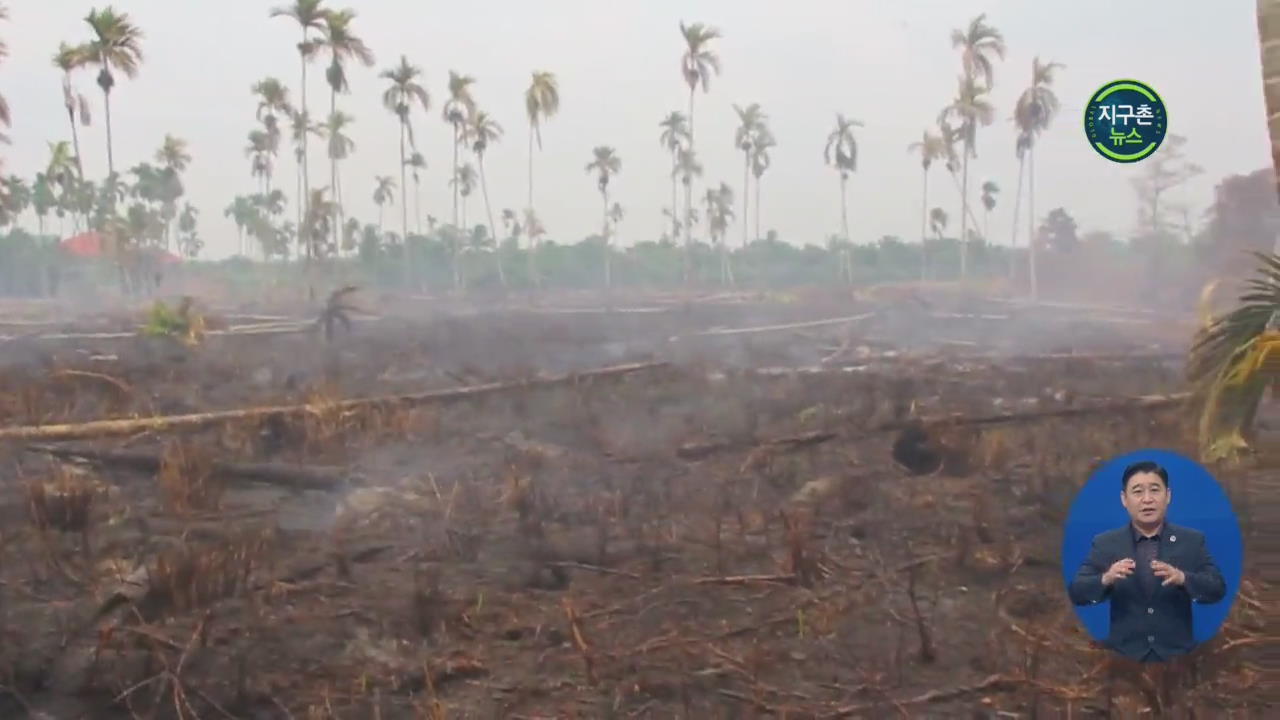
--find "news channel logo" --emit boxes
[1083,79,1167,163]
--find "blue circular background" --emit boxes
[1084,79,1167,163]
[1060,449,1242,645]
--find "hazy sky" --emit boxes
[2,0,1271,258]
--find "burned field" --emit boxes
[0,294,1268,719]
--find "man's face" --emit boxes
[1121,471,1170,526]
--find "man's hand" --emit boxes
[1152,560,1186,586]
[1102,558,1135,586]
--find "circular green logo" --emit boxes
[1083,79,1167,163]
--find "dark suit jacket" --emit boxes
[1068,522,1226,661]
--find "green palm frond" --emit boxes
[1188,251,1280,460]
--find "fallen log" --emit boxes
[25,444,350,491]
[0,361,669,443]
[670,312,875,341]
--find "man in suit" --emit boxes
[1068,460,1227,662]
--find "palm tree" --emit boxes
[246,129,274,194]
[53,42,92,180]
[926,207,949,280]
[450,163,477,232]
[82,6,144,177]
[658,111,690,242]
[750,126,775,243]
[252,78,293,151]
[939,75,996,278]
[317,7,373,250]
[380,55,429,244]
[704,182,735,285]
[372,175,395,230]
[443,71,477,229]
[824,114,861,283]
[525,70,559,290]
[733,103,765,250]
[468,110,505,287]
[585,146,622,290]
[0,4,8,139]
[1013,57,1065,299]
[46,141,79,227]
[224,195,256,256]
[673,147,703,285]
[947,13,1005,278]
[288,108,323,255]
[980,180,999,243]
[679,21,721,259]
[301,186,337,259]
[907,130,946,258]
[405,151,426,234]
[269,0,328,234]
[321,111,356,251]
[155,135,189,249]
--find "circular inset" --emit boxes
[1083,79,1168,163]
[1061,449,1241,662]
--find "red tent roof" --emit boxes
[60,232,182,264]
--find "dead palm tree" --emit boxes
[750,126,775,243]
[82,6,144,177]
[658,111,690,242]
[53,42,92,180]
[467,110,506,288]
[733,103,765,250]
[939,75,996,278]
[315,285,361,341]
[1014,57,1065,299]
[443,71,477,230]
[269,0,328,232]
[907,129,946,257]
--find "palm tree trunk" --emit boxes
[1009,154,1026,281]
[330,91,340,257]
[602,189,611,290]
[65,94,84,181]
[478,156,505,288]
[527,123,539,291]
[451,124,460,229]
[960,149,971,279]
[839,173,850,242]
[103,87,115,179]
[399,120,412,289]
[1028,145,1039,300]
[685,86,696,288]
[754,173,761,243]
[414,178,422,235]
[920,167,929,282]
[742,151,750,249]
[300,39,312,262]
[296,160,303,260]
[670,148,680,242]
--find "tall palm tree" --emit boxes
[53,42,92,180]
[380,55,429,244]
[467,110,505,286]
[658,111,690,242]
[947,13,1005,279]
[155,135,189,249]
[1014,57,1064,299]
[322,110,355,250]
[246,129,274,194]
[0,4,8,139]
[405,151,426,234]
[907,129,946,257]
[525,70,559,290]
[673,147,703,285]
[450,163,477,231]
[82,6,144,177]
[317,7,373,250]
[980,180,999,243]
[586,146,622,290]
[750,126,775,243]
[1008,132,1033,280]
[443,71,477,230]
[372,174,395,230]
[704,182,735,286]
[939,75,996,278]
[288,108,323,256]
[733,103,765,250]
[824,113,862,284]
[679,21,720,265]
[46,142,78,234]
[269,0,328,235]
[927,207,949,281]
